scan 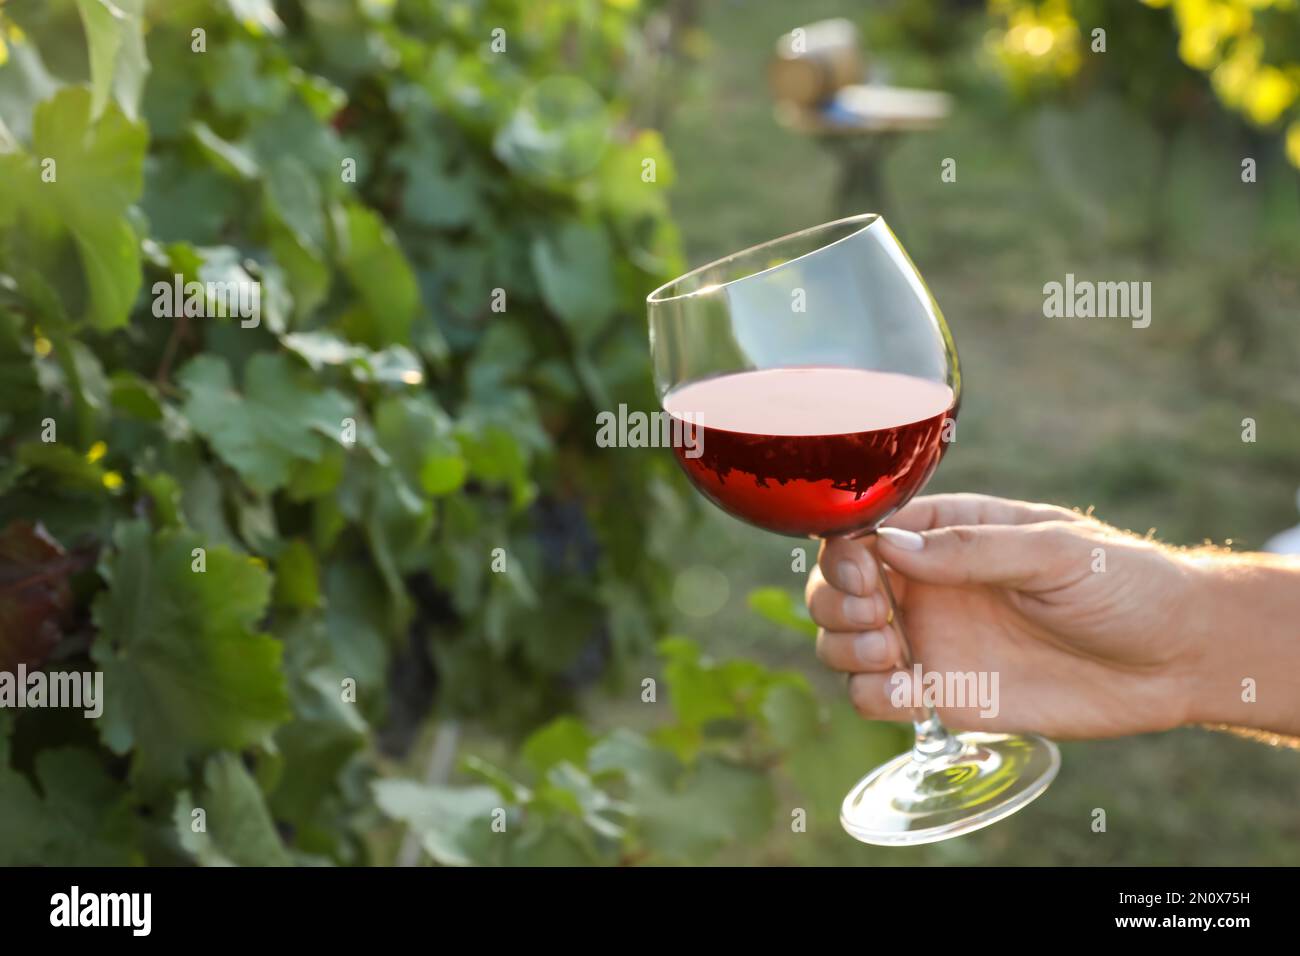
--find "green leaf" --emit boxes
[75,0,126,121]
[206,42,290,117]
[31,88,146,330]
[592,732,777,862]
[90,521,290,788]
[109,370,163,420]
[179,352,352,494]
[176,752,290,866]
[493,76,609,183]
[335,204,420,346]
[135,469,182,527]
[747,586,818,638]
[226,0,286,37]
[391,122,481,228]
[190,121,259,180]
[534,762,629,841]
[598,130,675,219]
[760,679,821,749]
[270,224,330,321]
[322,559,392,689]
[460,754,531,804]
[372,781,502,867]
[784,700,910,822]
[658,635,766,732]
[282,330,426,387]
[265,155,325,252]
[0,744,138,865]
[632,757,774,863]
[274,538,320,610]
[291,70,345,121]
[374,394,466,498]
[16,442,109,494]
[75,0,149,122]
[521,717,596,777]
[588,729,679,791]
[271,617,367,840]
[530,219,619,345]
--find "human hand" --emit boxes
[806,493,1209,739]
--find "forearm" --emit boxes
[1180,551,1300,738]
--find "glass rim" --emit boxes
[645,212,883,306]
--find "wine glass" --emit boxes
[646,213,1059,845]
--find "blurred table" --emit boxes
[768,19,951,217]
[775,85,952,217]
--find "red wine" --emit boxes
[662,367,955,537]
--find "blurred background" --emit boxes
[0,0,1297,866]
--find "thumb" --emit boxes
[876,522,1075,588]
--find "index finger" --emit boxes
[884,493,1086,532]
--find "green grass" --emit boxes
[608,0,1300,865]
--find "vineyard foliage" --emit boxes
[0,0,867,866]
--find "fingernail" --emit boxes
[878,527,924,551]
[843,595,879,626]
[853,630,889,666]
[835,560,864,595]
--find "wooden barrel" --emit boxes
[768,18,865,108]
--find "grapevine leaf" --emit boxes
[265,155,325,251]
[176,752,290,866]
[747,586,818,638]
[391,124,481,228]
[658,635,767,732]
[273,538,320,610]
[598,130,675,219]
[225,0,286,37]
[179,352,352,494]
[31,88,146,330]
[75,0,148,122]
[759,679,821,750]
[0,743,137,865]
[74,0,127,121]
[530,219,619,345]
[631,757,774,863]
[206,42,290,117]
[90,521,290,788]
[534,762,629,841]
[271,616,367,836]
[283,330,426,387]
[0,520,74,670]
[372,780,502,867]
[521,716,596,776]
[190,121,259,180]
[589,729,774,861]
[322,559,391,689]
[335,204,420,347]
[374,394,466,498]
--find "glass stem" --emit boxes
[871,533,962,762]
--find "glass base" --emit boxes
[840,732,1059,846]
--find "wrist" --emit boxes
[1175,551,1300,736]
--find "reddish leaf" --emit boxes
[0,521,75,670]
